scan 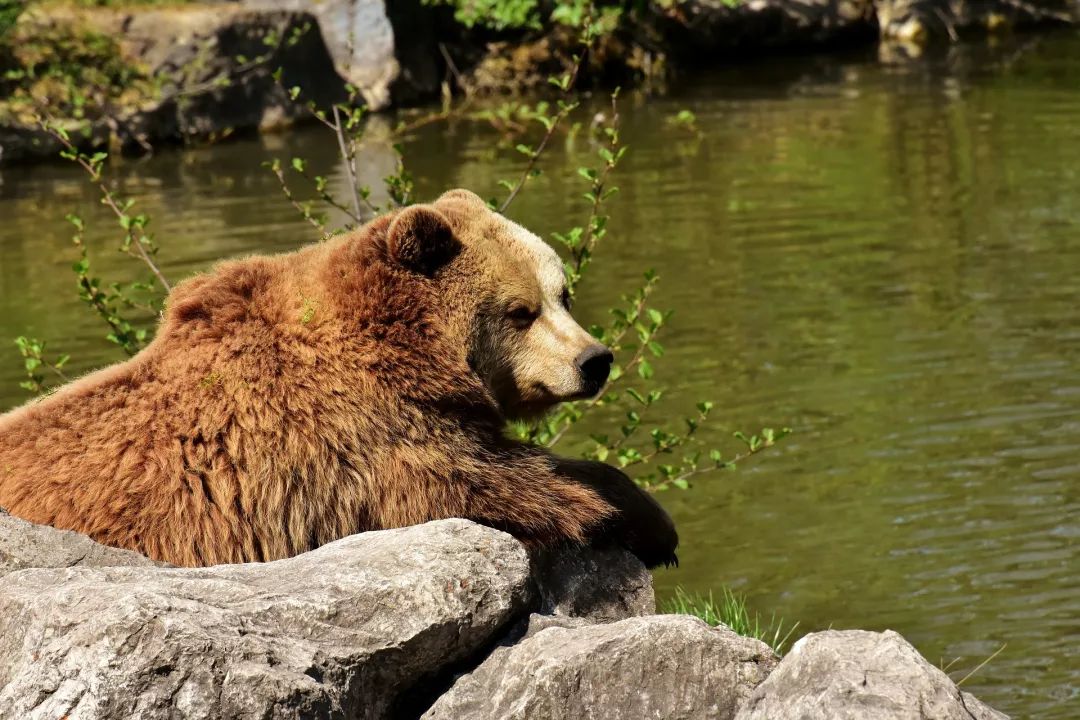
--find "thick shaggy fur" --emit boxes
[0,190,677,568]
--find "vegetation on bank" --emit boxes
[0,1,159,127]
[424,0,628,32]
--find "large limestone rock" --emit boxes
[0,508,162,577]
[243,0,399,110]
[735,629,1009,720]
[423,614,779,720]
[0,519,532,720]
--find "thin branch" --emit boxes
[438,42,468,92]
[292,165,363,225]
[46,363,71,383]
[392,103,469,138]
[617,410,705,471]
[331,104,365,221]
[655,441,781,491]
[268,160,330,239]
[41,120,172,293]
[498,48,589,214]
[571,91,621,284]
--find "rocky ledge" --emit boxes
[3,0,1079,164]
[0,509,1008,719]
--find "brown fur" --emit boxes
[0,190,677,568]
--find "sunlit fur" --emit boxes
[0,189,677,568]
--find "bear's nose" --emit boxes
[575,345,614,396]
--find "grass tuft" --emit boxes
[661,585,800,655]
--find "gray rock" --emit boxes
[422,614,779,720]
[99,5,341,138]
[532,544,656,623]
[0,519,532,720]
[244,0,398,110]
[0,508,162,577]
[735,629,1009,720]
[515,612,594,640]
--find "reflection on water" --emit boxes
[2,34,1079,719]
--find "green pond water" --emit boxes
[2,35,1079,718]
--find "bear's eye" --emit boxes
[507,304,540,328]
[560,287,573,311]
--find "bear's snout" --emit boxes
[575,345,614,396]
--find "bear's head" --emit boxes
[378,188,613,420]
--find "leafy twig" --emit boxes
[331,104,366,221]
[498,50,588,213]
[39,118,171,293]
[266,158,331,239]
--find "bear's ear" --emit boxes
[385,205,461,276]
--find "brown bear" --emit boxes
[0,189,677,568]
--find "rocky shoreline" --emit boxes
[1,0,1077,164]
[0,509,1008,719]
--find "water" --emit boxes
[2,34,1079,719]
